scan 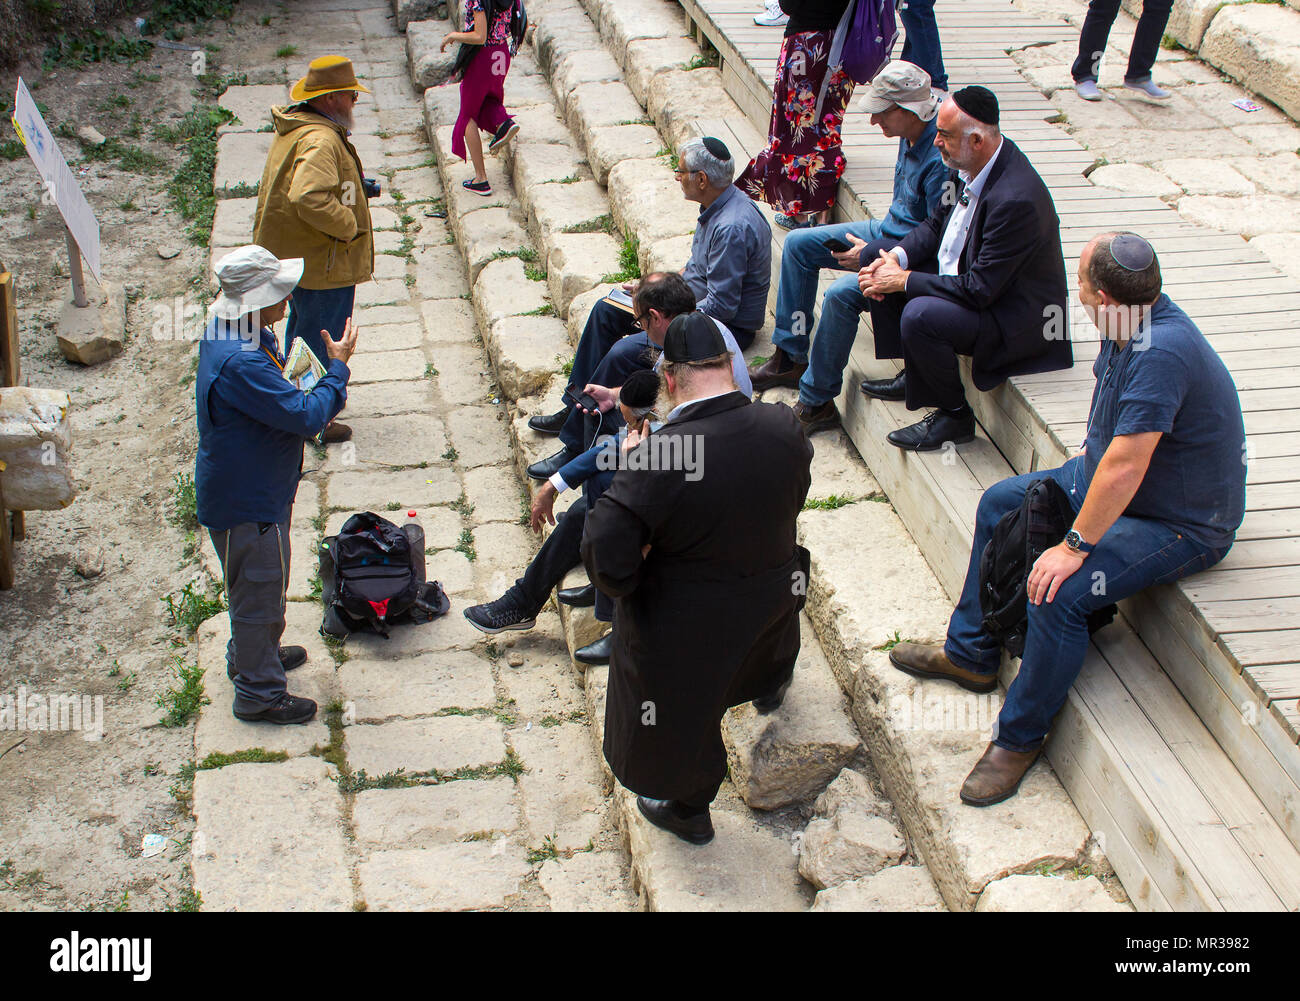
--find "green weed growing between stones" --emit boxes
[197,748,289,769]
[157,656,209,728]
[802,494,857,511]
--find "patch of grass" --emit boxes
[385,501,403,511]
[539,715,562,728]
[526,834,561,864]
[521,304,555,317]
[484,641,501,660]
[451,493,476,518]
[442,445,459,462]
[311,700,348,773]
[162,101,238,245]
[556,174,582,184]
[338,768,419,793]
[523,262,548,282]
[275,44,298,58]
[162,579,225,636]
[601,235,641,283]
[116,672,137,692]
[454,528,477,562]
[802,494,857,511]
[44,30,153,69]
[166,888,202,912]
[615,117,653,126]
[562,214,616,235]
[119,199,138,212]
[323,633,350,667]
[144,761,162,776]
[559,356,574,377]
[157,656,209,728]
[197,748,289,770]
[0,140,25,161]
[425,363,439,378]
[684,49,720,71]
[872,630,903,653]
[224,181,259,199]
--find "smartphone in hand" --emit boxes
[822,237,851,253]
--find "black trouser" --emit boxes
[862,239,988,412]
[1070,0,1174,84]
[506,497,586,613]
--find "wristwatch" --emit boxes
[1064,529,1095,555]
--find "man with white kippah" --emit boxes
[196,245,360,725]
[749,61,947,436]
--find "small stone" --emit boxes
[507,653,524,667]
[157,244,182,260]
[798,811,907,890]
[73,549,105,579]
[77,125,107,146]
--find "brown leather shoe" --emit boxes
[960,741,1041,806]
[749,348,807,391]
[321,421,352,443]
[793,399,840,434]
[888,642,997,694]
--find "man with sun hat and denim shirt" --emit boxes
[254,54,375,444]
[197,245,360,725]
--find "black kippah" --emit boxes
[702,135,731,161]
[951,85,999,126]
[620,369,660,409]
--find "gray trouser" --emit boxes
[209,519,290,713]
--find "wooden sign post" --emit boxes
[0,264,22,589]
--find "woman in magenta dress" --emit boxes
[442,0,524,196]
[736,0,856,229]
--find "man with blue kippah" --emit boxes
[888,232,1245,807]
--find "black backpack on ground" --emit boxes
[978,477,1117,659]
[319,512,450,639]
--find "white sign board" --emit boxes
[10,77,102,282]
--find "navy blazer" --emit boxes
[876,137,1072,390]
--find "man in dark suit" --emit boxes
[841,86,1071,451]
[581,313,813,845]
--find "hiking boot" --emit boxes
[233,693,318,725]
[279,646,307,671]
[463,593,537,634]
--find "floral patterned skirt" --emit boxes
[737,30,856,217]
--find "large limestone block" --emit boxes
[539,851,640,911]
[424,82,462,131]
[566,285,608,347]
[509,103,573,146]
[595,0,686,60]
[850,651,1092,911]
[443,404,514,469]
[550,48,625,102]
[512,142,589,216]
[534,13,602,75]
[352,779,518,847]
[619,788,810,911]
[218,84,285,133]
[328,464,460,510]
[408,20,458,90]
[458,207,532,283]
[0,388,74,510]
[1177,193,1300,237]
[607,158,698,247]
[1230,151,1300,195]
[975,873,1130,912]
[347,715,506,776]
[505,70,560,110]
[528,180,612,243]
[587,123,663,185]
[722,624,861,810]
[566,81,646,149]
[811,865,946,912]
[473,257,551,329]
[1088,162,1182,200]
[487,315,572,401]
[1248,231,1300,281]
[625,36,702,103]
[1156,157,1256,195]
[1200,4,1300,121]
[192,756,353,911]
[341,648,496,722]
[1166,0,1251,51]
[359,842,530,909]
[644,233,694,276]
[56,281,124,366]
[547,232,623,317]
[648,68,744,150]
[513,722,607,850]
[214,131,271,196]
[396,0,444,32]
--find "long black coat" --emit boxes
[580,392,814,802]
[880,137,1072,389]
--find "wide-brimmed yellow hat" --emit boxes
[289,55,372,102]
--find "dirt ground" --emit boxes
[0,0,309,912]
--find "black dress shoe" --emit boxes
[636,796,715,845]
[887,408,976,452]
[527,446,581,481]
[574,631,612,665]
[752,675,793,714]
[279,646,308,672]
[527,407,569,435]
[557,583,596,607]
[860,371,906,401]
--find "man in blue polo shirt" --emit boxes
[196,246,359,725]
[888,232,1245,806]
[749,62,947,414]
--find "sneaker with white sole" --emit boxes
[463,593,538,634]
[1124,78,1171,101]
[463,178,492,196]
[754,0,787,26]
[489,119,519,154]
[1074,79,1104,102]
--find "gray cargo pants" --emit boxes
[208,519,291,714]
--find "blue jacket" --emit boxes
[195,317,349,531]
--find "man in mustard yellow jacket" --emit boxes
[254,55,375,443]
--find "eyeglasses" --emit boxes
[633,310,650,330]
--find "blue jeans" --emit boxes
[771,219,884,406]
[899,0,948,92]
[285,285,357,366]
[944,457,1226,751]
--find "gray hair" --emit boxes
[678,137,735,188]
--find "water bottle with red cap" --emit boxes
[403,508,427,583]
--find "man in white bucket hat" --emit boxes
[749,61,947,437]
[196,245,359,725]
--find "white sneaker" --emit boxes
[1124,78,1172,101]
[754,1,788,26]
[1074,79,1104,102]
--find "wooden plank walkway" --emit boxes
[679,0,1300,910]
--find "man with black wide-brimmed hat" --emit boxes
[852,85,1072,452]
[581,313,812,845]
